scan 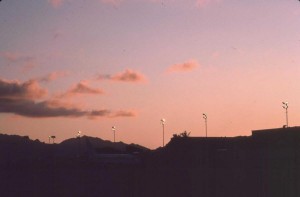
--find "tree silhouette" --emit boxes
[173,131,190,138]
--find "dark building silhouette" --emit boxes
[142,127,300,197]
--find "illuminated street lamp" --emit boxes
[282,101,289,127]
[160,119,166,147]
[203,113,207,137]
[50,135,56,144]
[112,126,116,142]
[77,131,82,138]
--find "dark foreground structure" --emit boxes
[144,127,300,197]
[1,127,300,197]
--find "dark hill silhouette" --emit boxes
[58,135,149,158]
[0,134,149,163]
[61,135,148,151]
[0,133,149,197]
[0,134,51,167]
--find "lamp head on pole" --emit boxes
[112,126,116,131]
[282,101,288,109]
[203,113,207,119]
[160,118,166,125]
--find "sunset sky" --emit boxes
[0,0,300,149]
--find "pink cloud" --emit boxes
[69,81,104,94]
[167,59,200,73]
[0,79,47,100]
[37,71,69,83]
[0,78,135,119]
[111,69,146,82]
[59,81,104,98]
[48,0,64,8]
[98,69,147,83]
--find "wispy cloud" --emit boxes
[0,79,47,100]
[1,52,38,71]
[58,81,104,98]
[37,71,69,83]
[167,59,200,73]
[98,69,146,83]
[2,52,34,63]
[2,52,19,62]
[110,110,137,118]
[88,109,136,119]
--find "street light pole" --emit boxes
[52,136,55,144]
[203,113,207,137]
[112,126,116,142]
[77,131,82,157]
[160,119,166,147]
[282,102,289,127]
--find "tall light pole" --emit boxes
[77,131,82,157]
[203,113,207,137]
[160,119,166,147]
[50,135,56,144]
[112,126,116,142]
[282,101,289,127]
